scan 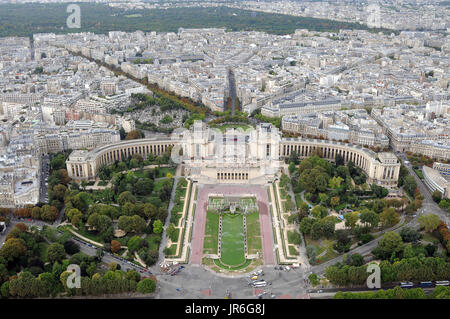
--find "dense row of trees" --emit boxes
[0,222,157,298]
[252,109,282,128]
[334,286,450,299]
[326,256,450,287]
[0,4,394,38]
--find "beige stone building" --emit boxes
[67,121,401,187]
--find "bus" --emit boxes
[252,281,267,288]
[400,282,414,288]
[435,281,449,286]
[419,281,433,288]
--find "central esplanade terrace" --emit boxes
[66,124,401,187]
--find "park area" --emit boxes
[202,196,262,271]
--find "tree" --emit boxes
[87,213,112,233]
[329,176,344,189]
[47,243,66,264]
[432,190,442,203]
[418,214,441,232]
[288,162,296,175]
[153,220,163,234]
[350,254,364,267]
[344,212,359,229]
[125,130,142,140]
[52,184,68,201]
[134,178,154,196]
[9,271,48,298]
[98,165,111,182]
[300,217,315,235]
[306,245,317,264]
[127,236,143,252]
[118,215,133,233]
[64,240,80,255]
[111,240,121,254]
[318,193,328,205]
[373,231,403,260]
[66,208,83,226]
[359,209,379,229]
[136,278,156,293]
[402,243,415,259]
[399,227,423,243]
[50,154,65,170]
[0,238,27,261]
[403,175,417,197]
[311,205,328,219]
[298,159,313,173]
[330,196,340,208]
[298,202,309,221]
[117,191,136,206]
[380,207,400,227]
[31,206,41,219]
[336,166,349,179]
[334,230,351,253]
[322,220,335,239]
[310,221,323,240]
[371,184,389,198]
[335,154,345,167]
[439,199,449,210]
[40,205,59,222]
[300,167,329,194]
[131,215,146,233]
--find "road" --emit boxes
[398,153,449,226]
[72,235,152,276]
[39,154,50,203]
[228,68,237,115]
[156,265,309,299]
[152,175,180,272]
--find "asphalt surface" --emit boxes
[156,265,309,299]
[39,154,50,203]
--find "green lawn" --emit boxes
[287,230,302,245]
[288,245,299,256]
[164,243,177,256]
[62,224,103,244]
[153,178,173,192]
[246,211,262,254]
[220,214,245,266]
[203,211,220,254]
[422,232,439,244]
[295,193,303,207]
[157,167,176,178]
[214,258,252,270]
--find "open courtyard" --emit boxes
[190,185,275,273]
